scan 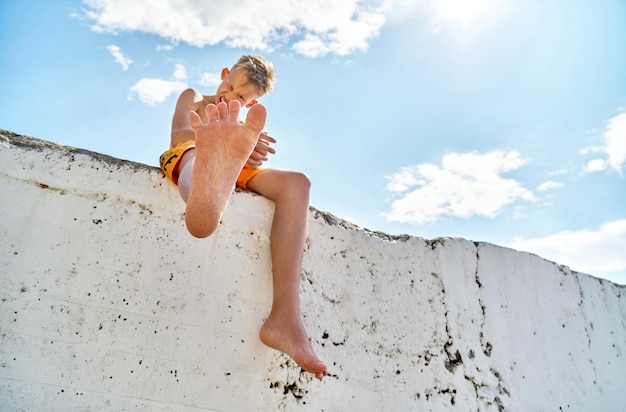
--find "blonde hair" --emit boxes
[231,55,276,97]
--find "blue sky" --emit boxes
[1,0,625,284]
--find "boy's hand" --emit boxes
[247,132,276,169]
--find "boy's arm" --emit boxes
[170,88,204,146]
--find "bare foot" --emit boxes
[260,314,328,380]
[185,100,266,237]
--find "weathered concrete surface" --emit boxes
[1,128,625,411]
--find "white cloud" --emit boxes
[603,111,626,176]
[172,63,186,81]
[156,43,175,51]
[82,0,389,58]
[128,63,187,105]
[537,181,563,192]
[582,111,626,177]
[385,0,421,23]
[508,220,626,283]
[293,6,388,57]
[106,45,132,70]
[583,159,608,173]
[578,146,602,155]
[199,72,221,87]
[384,150,535,224]
[548,168,568,176]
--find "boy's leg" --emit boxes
[175,149,195,202]
[246,170,328,380]
[182,100,266,238]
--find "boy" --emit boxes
[159,55,327,380]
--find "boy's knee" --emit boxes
[289,171,311,191]
[272,172,310,203]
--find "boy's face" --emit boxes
[216,67,260,108]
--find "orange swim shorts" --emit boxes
[159,140,266,190]
[159,141,195,185]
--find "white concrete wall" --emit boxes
[1,128,625,412]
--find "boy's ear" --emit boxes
[221,68,229,80]
[245,99,258,108]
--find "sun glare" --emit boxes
[429,0,507,34]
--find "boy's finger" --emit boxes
[261,132,277,143]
